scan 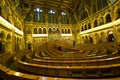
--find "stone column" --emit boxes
[45,12,49,41]
[11,29,15,53]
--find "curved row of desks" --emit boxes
[13,42,120,78]
[1,52,119,80]
[13,51,120,78]
[0,42,120,79]
[1,64,120,80]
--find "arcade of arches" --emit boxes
[0,0,120,80]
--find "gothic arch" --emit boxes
[43,28,47,34]
[85,36,89,43]
[88,23,91,29]
[81,26,84,31]
[116,7,120,19]
[33,28,37,34]
[105,13,112,23]
[97,0,102,11]
[95,33,100,43]
[17,37,19,43]
[48,28,52,34]
[92,3,97,13]
[100,32,106,42]
[39,28,42,34]
[89,34,93,43]
[98,16,104,25]
[65,29,67,33]
[107,30,115,42]
[81,36,85,44]
[80,4,89,20]
[94,20,98,27]
[6,33,11,40]
[68,29,71,34]
[0,31,6,40]
[61,29,64,34]
[84,25,87,30]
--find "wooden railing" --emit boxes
[0,42,120,80]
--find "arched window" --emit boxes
[88,23,91,29]
[6,33,11,40]
[102,0,108,7]
[81,26,84,31]
[62,29,64,33]
[17,37,19,42]
[80,10,88,20]
[0,32,4,39]
[101,32,107,42]
[95,33,100,43]
[48,28,52,34]
[65,29,67,33]
[48,9,57,23]
[97,0,102,11]
[43,28,47,34]
[83,10,88,19]
[39,28,42,34]
[97,0,108,11]
[106,14,112,23]
[25,12,31,21]
[116,8,120,19]
[99,17,104,25]
[68,29,71,33]
[84,25,87,30]
[0,31,5,39]
[108,31,115,42]
[94,20,98,27]
[92,4,97,13]
[80,13,83,20]
[34,28,37,34]
[71,15,77,24]
[56,28,59,33]
[61,11,69,24]
[33,8,45,22]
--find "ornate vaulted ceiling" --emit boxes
[18,0,92,21]
[20,0,84,12]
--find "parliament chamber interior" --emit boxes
[0,0,120,80]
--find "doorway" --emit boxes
[108,34,115,42]
[0,43,5,53]
[108,31,115,42]
[28,44,31,50]
[89,37,93,43]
